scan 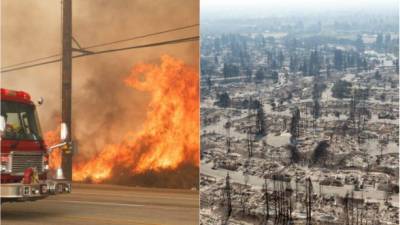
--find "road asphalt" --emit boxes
[1,183,199,225]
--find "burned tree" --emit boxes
[311,140,330,165]
[247,129,254,158]
[262,178,270,224]
[377,134,389,165]
[239,184,247,215]
[311,76,325,132]
[342,191,361,225]
[348,87,371,144]
[256,101,267,136]
[269,177,294,224]
[288,144,301,164]
[289,106,302,170]
[206,76,213,91]
[247,100,254,157]
[349,92,356,122]
[201,130,206,160]
[349,89,359,142]
[290,107,301,139]
[216,92,231,108]
[305,177,313,225]
[332,80,352,99]
[261,140,268,159]
[312,100,321,120]
[222,173,232,224]
[224,116,232,154]
[344,193,350,225]
[243,160,250,186]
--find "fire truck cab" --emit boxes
[1,88,71,203]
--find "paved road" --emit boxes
[1,183,199,225]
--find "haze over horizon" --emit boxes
[201,0,399,19]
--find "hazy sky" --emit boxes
[202,0,399,18]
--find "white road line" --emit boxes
[43,199,198,211]
[45,199,144,207]
[70,191,196,200]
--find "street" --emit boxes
[1,183,199,225]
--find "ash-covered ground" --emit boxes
[200,10,399,225]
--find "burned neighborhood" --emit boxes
[200,6,399,225]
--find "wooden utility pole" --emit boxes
[61,0,73,180]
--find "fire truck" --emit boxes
[1,88,71,202]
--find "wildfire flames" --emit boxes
[45,55,199,183]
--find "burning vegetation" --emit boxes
[45,55,199,188]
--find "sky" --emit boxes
[202,0,399,18]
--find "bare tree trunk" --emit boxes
[350,191,354,225]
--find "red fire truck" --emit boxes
[1,88,71,202]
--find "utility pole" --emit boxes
[61,0,73,180]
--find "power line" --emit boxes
[84,24,198,49]
[1,24,198,70]
[1,54,60,70]
[81,36,198,57]
[1,36,199,74]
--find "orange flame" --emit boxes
[71,55,199,182]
